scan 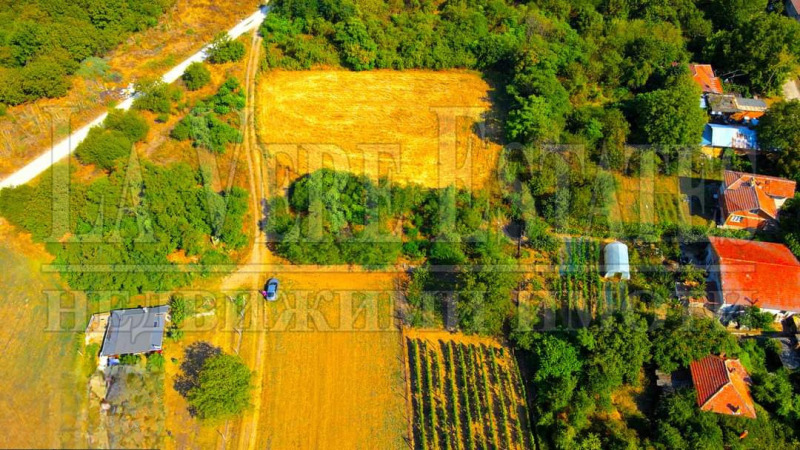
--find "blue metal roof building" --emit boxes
[701,124,758,150]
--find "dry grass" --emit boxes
[0,0,257,179]
[257,70,504,191]
[0,223,85,448]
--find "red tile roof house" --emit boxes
[704,236,800,321]
[719,170,796,230]
[689,64,724,94]
[690,355,756,419]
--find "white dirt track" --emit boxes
[0,7,268,189]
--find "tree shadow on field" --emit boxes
[173,341,221,401]
[473,71,511,147]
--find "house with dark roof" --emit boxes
[704,237,800,319]
[719,170,796,230]
[689,355,756,419]
[99,306,170,357]
[707,94,767,123]
[690,64,723,94]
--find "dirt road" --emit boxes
[210,32,408,450]
[0,8,267,189]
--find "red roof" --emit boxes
[722,171,796,219]
[724,171,796,199]
[690,64,723,94]
[708,237,800,312]
[690,355,755,419]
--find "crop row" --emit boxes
[406,338,533,450]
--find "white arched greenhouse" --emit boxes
[603,241,631,280]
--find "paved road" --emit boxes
[0,7,268,190]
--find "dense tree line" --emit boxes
[0,0,172,105]
[267,169,521,334]
[0,162,248,293]
[259,0,800,153]
[267,169,499,267]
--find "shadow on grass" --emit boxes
[173,341,221,405]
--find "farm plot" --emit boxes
[553,238,629,324]
[405,334,533,450]
[256,70,503,191]
[611,174,696,226]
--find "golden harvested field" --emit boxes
[248,270,407,450]
[162,269,408,450]
[257,70,504,191]
[0,0,256,178]
[0,223,85,448]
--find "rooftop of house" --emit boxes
[690,355,756,419]
[701,124,758,150]
[708,237,800,312]
[722,170,796,219]
[99,305,170,357]
[707,94,767,113]
[689,64,723,94]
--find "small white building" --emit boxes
[604,241,631,280]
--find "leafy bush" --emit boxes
[74,127,132,170]
[207,33,246,64]
[104,109,149,142]
[737,306,774,331]
[187,353,253,420]
[119,354,141,365]
[146,352,165,372]
[182,62,211,91]
[171,78,245,153]
[133,79,179,114]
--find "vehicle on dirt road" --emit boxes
[263,278,279,301]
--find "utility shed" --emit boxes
[99,305,169,357]
[604,241,630,280]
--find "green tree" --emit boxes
[737,306,774,330]
[207,33,246,64]
[706,13,800,94]
[74,127,132,170]
[187,353,253,421]
[506,95,558,143]
[333,18,378,70]
[104,109,149,142]
[19,58,70,99]
[530,334,582,381]
[182,62,211,91]
[632,73,707,147]
[757,100,800,182]
[650,313,739,373]
[579,312,651,394]
[133,78,174,114]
